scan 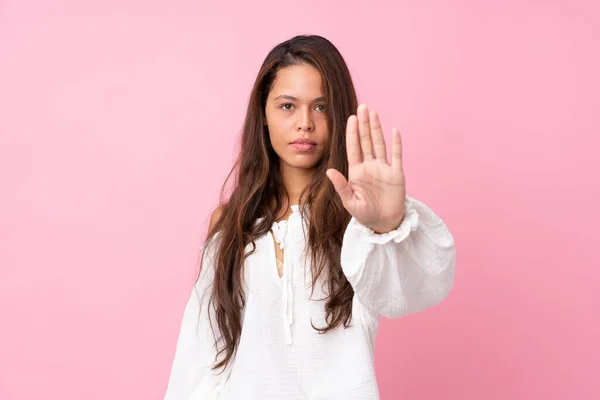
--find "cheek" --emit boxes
[265,113,288,140]
[268,126,287,148]
[265,126,278,145]
[267,129,290,157]
[317,117,329,135]
[317,125,330,145]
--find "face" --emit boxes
[265,64,329,172]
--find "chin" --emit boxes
[282,157,321,170]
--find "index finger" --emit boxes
[346,115,361,166]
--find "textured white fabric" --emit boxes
[164,196,456,400]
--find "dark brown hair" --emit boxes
[200,34,359,373]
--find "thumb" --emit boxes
[326,168,353,205]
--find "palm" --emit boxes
[326,104,406,233]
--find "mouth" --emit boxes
[290,139,316,145]
[289,140,316,152]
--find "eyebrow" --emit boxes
[273,94,326,102]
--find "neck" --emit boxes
[272,162,315,220]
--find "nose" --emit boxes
[296,108,314,132]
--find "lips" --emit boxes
[290,139,316,145]
[289,142,316,151]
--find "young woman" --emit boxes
[164,34,456,400]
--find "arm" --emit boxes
[164,208,228,399]
[341,196,456,319]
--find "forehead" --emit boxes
[269,64,323,99]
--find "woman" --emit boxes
[164,34,456,400]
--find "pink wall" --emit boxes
[1,1,598,399]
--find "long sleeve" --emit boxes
[164,235,231,400]
[341,196,456,319]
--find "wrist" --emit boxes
[370,213,405,234]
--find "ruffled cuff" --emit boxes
[347,198,420,245]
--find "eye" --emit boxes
[280,103,294,111]
[315,104,327,112]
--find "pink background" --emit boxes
[1,1,598,399]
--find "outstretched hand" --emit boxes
[326,104,406,234]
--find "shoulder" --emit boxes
[199,205,226,280]
[209,204,226,232]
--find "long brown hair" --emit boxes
[201,34,359,373]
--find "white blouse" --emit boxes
[164,196,456,400]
